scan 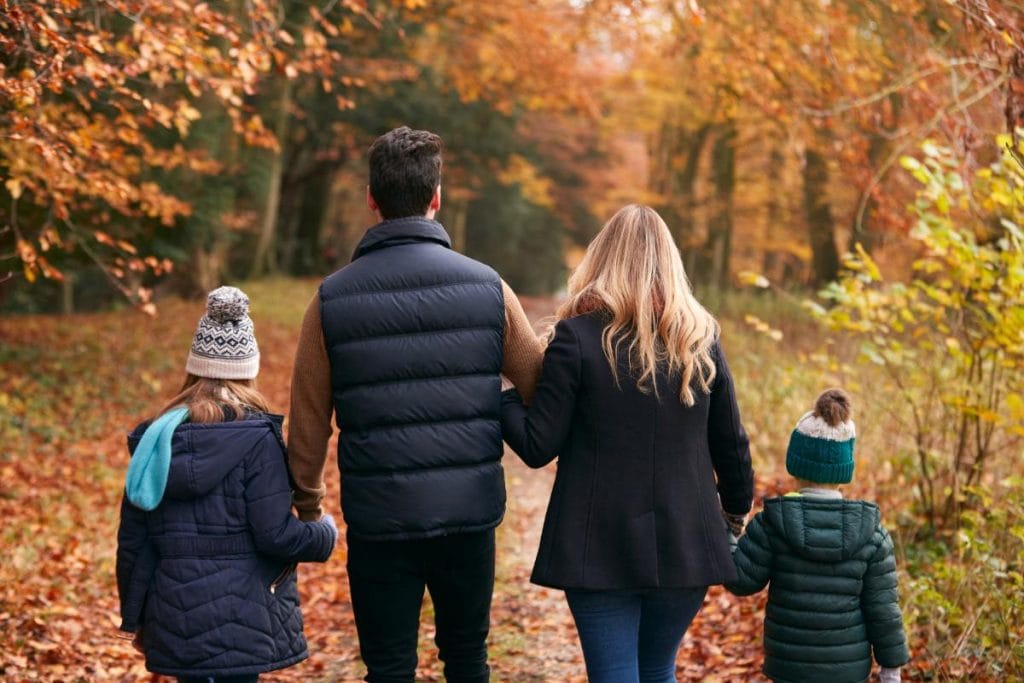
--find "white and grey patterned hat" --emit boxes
[185,286,260,380]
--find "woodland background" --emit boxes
[2,0,1024,680]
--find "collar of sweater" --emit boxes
[352,216,451,260]
[798,486,844,499]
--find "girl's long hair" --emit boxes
[556,204,720,405]
[158,374,271,423]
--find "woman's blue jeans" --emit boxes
[565,587,708,683]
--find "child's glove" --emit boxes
[319,513,339,559]
[322,513,338,538]
[879,667,901,682]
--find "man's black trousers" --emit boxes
[346,528,495,683]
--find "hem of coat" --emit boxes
[148,650,308,677]
[763,661,870,683]
[345,515,503,542]
[529,573,725,592]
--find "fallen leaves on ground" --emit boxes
[0,282,936,681]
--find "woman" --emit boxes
[501,205,754,683]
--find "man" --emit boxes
[287,126,544,683]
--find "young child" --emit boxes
[116,286,337,683]
[727,389,909,683]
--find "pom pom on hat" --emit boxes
[786,388,856,484]
[205,286,250,325]
[815,388,851,427]
[185,286,260,380]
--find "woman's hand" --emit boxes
[131,628,144,655]
[722,510,746,537]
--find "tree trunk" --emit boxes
[61,273,74,315]
[288,168,332,275]
[762,143,784,281]
[193,243,231,294]
[850,93,902,252]
[706,122,736,290]
[249,77,293,279]
[679,125,711,278]
[649,121,710,276]
[803,139,840,286]
[449,198,468,253]
[183,95,238,296]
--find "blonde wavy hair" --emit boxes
[557,204,720,405]
[159,374,271,423]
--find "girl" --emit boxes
[501,205,755,683]
[116,286,337,683]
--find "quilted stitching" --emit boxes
[117,417,327,678]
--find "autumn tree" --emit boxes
[0,0,374,307]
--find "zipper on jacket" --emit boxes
[269,564,295,594]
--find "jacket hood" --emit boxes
[128,414,283,501]
[761,496,880,562]
[352,216,451,261]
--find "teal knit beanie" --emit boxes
[786,389,856,484]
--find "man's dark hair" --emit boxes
[368,127,443,219]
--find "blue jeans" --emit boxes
[565,587,708,683]
[177,677,258,683]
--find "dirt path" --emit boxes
[271,443,769,682]
[0,291,769,681]
[271,295,770,682]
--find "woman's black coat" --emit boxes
[501,312,754,590]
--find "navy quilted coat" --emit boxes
[501,314,754,590]
[116,413,336,678]
[319,216,506,540]
[727,496,910,683]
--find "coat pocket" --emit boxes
[269,563,296,594]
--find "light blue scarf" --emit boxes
[125,407,189,511]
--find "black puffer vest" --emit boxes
[320,217,506,540]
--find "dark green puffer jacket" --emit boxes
[727,496,909,683]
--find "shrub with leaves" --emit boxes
[903,476,1024,679]
[809,135,1024,529]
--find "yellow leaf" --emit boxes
[738,271,770,288]
[1007,394,1024,420]
[5,178,23,199]
[496,155,553,208]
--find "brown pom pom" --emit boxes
[814,388,852,426]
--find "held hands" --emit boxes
[722,509,747,537]
[321,513,339,555]
[115,628,144,655]
[321,513,338,537]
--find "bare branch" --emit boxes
[800,58,1001,118]
[853,71,1009,236]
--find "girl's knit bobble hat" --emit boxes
[785,389,856,484]
[184,286,260,380]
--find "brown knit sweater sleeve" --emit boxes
[286,292,334,522]
[501,279,545,404]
